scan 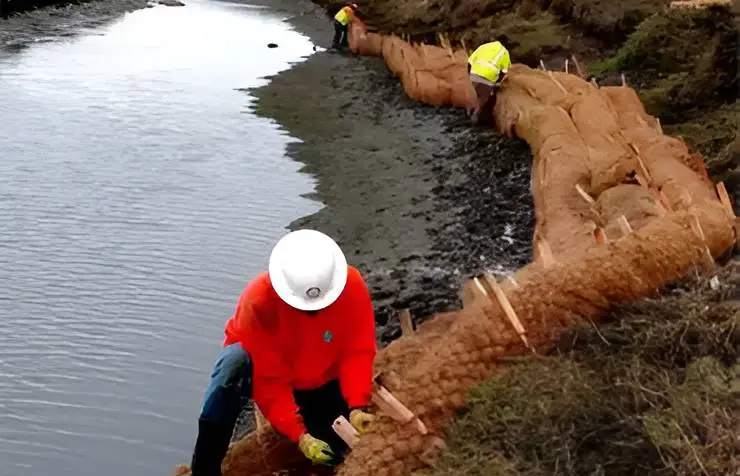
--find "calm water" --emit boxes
[0,2,320,475]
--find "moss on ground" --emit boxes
[416,262,740,476]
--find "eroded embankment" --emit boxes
[184,5,738,476]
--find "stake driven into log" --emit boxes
[372,386,428,434]
[617,215,633,237]
[715,182,735,219]
[333,416,360,448]
[537,239,555,267]
[398,309,414,337]
[594,226,608,245]
[473,276,533,352]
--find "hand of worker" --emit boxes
[298,433,335,465]
[349,408,375,434]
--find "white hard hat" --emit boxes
[268,229,348,311]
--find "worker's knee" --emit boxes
[210,343,251,383]
[200,344,252,421]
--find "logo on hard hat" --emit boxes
[306,287,321,299]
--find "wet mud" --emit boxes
[251,0,534,341]
[0,0,148,51]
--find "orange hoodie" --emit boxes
[223,266,377,442]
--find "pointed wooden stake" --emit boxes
[332,416,360,448]
[594,226,608,245]
[575,184,595,204]
[621,73,627,86]
[565,58,569,74]
[537,239,555,267]
[548,71,568,93]
[506,276,520,289]
[480,276,533,352]
[540,59,547,71]
[398,308,414,337]
[689,214,715,269]
[571,55,584,78]
[617,215,633,236]
[716,182,735,219]
[372,386,428,435]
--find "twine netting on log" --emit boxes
[171,19,737,476]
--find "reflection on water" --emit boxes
[0,1,319,474]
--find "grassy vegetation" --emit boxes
[416,265,740,476]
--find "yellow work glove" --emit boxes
[298,433,334,465]
[349,408,375,434]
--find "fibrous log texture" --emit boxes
[171,18,736,476]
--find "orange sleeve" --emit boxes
[338,268,377,409]
[236,276,307,442]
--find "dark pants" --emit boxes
[191,343,351,476]
[332,20,348,49]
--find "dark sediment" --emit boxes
[0,0,148,50]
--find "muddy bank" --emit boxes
[250,0,533,339]
[0,0,147,50]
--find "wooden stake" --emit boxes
[398,308,414,337]
[548,71,568,94]
[621,73,627,86]
[655,117,663,134]
[591,77,599,88]
[565,58,569,74]
[571,55,584,78]
[689,214,715,267]
[372,386,428,435]
[480,276,533,352]
[506,276,520,289]
[537,239,555,267]
[332,416,360,448]
[540,59,547,71]
[617,215,633,236]
[594,227,608,245]
[575,184,595,205]
[716,182,735,219]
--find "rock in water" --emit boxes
[267,43,278,48]
[158,0,185,6]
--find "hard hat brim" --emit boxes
[268,231,348,311]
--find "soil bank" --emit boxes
[249,0,534,341]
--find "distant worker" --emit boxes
[332,3,358,50]
[188,229,377,476]
[467,40,511,124]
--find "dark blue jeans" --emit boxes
[199,343,252,426]
[191,344,252,476]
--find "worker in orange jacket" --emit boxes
[189,229,378,476]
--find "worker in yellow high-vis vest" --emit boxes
[332,3,358,50]
[467,41,511,124]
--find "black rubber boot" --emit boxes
[190,419,234,476]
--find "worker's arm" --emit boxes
[338,268,377,409]
[236,279,307,443]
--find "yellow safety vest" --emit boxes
[468,41,511,83]
[334,6,353,26]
